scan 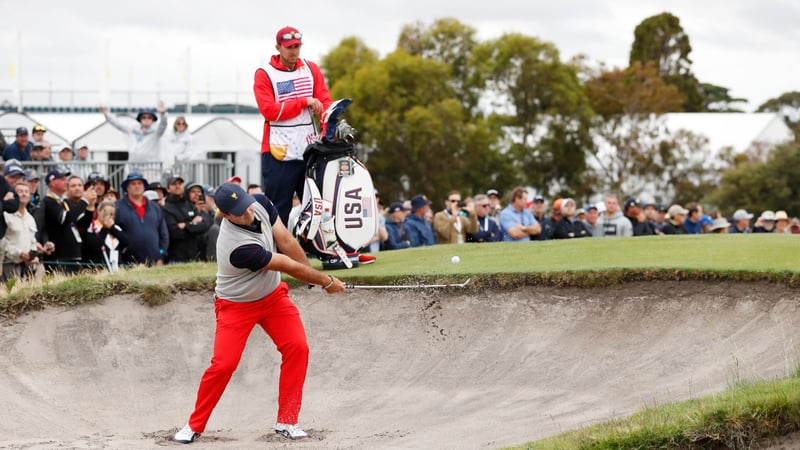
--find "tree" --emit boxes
[470,33,594,197]
[584,61,689,199]
[398,18,482,115]
[320,37,379,90]
[701,83,748,112]
[328,49,507,203]
[708,141,800,216]
[629,12,705,112]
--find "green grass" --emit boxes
[514,376,800,450]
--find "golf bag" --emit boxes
[290,99,379,269]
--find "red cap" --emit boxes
[276,26,302,47]
[226,175,242,184]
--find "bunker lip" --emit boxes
[1,280,798,449]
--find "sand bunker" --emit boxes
[1,281,799,449]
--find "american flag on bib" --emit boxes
[276,78,313,101]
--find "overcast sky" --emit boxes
[1,0,798,112]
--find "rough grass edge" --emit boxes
[1,268,797,321]
[516,375,800,450]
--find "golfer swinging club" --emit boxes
[173,182,346,443]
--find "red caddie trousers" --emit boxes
[187,282,309,432]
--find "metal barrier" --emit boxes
[17,159,233,197]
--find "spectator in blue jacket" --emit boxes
[3,127,32,161]
[115,172,168,266]
[404,194,436,247]
[383,202,412,250]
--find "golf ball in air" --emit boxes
[451,256,460,264]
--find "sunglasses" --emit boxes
[176,122,186,126]
[280,32,303,41]
[479,204,490,207]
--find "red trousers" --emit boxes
[188,282,309,432]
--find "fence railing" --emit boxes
[17,159,234,197]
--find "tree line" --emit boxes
[319,14,800,215]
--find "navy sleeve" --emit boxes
[254,194,279,225]
[229,243,273,271]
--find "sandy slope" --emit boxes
[1,281,799,449]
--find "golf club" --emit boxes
[345,277,472,290]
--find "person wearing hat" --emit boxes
[729,209,753,233]
[641,202,664,234]
[24,169,41,210]
[28,141,46,161]
[31,124,47,146]
[499,187,541,242]
[433,190,478,244]
[172,182,346,444]
[0,164,21,272]
[383,201,413,249]
[3,161,26,187]
[171,179,214,263]
[114,172,168,266]
[466,194,501,243]
[753,210,777,233]
[622,197,656,236]
[709,217,731,234]
[85,172,111,208]
[403,194,437,247]
[162,176,209,263]
[553,198,592,239]
[592,194,633,238]
[582,204,599,231]
[661,204,689,234]
[486,189,502,220]
[56,145,74,173]
[99,101,167,172]
[3,127,32,161]
[254,25,333,228]
[774,210,791,234]
[528,194,554,240]
[40,169,96,274]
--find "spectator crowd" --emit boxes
[0,119,797,284]
[374,187,800,250]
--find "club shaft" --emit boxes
[345,278,471,290]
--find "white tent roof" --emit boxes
[0,111,72,148]
[663,112,793,154]
[12,112,264,154]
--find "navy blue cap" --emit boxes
[215,182,255,216]
[136,109,158,122]
[388,201,409,214]
[624,197,640,210]
[410,194,431,211]
[45,169,71,185]
[4,163,24,177]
